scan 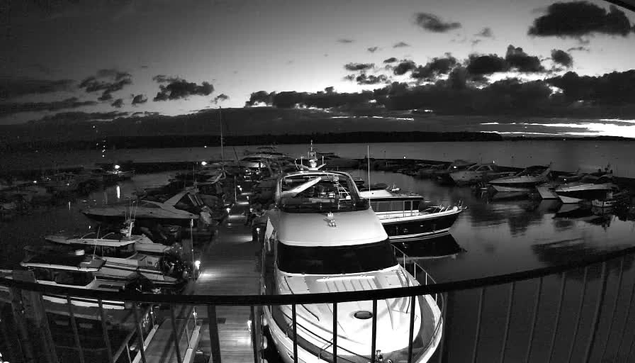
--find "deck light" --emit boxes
[114,164,120,170]
[201,161,207,166]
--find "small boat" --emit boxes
[359,187,464,240]
[261,168,443,363]
[554,174,618,204]
[450,163,515,186]
[1,249,152,310]
[40,172,79,193]
[434,159,476,185]
[82,188,212,227]
[488,163,552,193]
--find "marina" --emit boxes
[3,141,635,363]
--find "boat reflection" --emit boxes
[391,233,465,260]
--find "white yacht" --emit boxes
[488,164,552,192]
[261,169,443,363]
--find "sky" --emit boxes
[0,0,634,129]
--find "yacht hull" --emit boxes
[377,207,462,240]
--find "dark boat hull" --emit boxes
[82,212,195,227]
[381,211,461,240]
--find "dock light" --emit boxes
[114,164,120,170]
[201,161,208,166]
[204,145,208,148]
[194,260,201,269]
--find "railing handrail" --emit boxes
[2,244,634,306]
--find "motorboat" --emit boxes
[261,168,443,363]
[554,174,619,204]
[360,186,464,240]
[44,222,193,291]
[40,172,79,194]
[82,188,212,227]
[449,162,515,186]
[488,163,552,192]
[0,249,153,310]
[433,160,476,185]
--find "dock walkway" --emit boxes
[145,207,261,363]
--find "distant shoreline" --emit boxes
[2,131,634,152]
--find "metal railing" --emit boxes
[3,245,635,363]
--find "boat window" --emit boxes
[32,267,53,281]
[100,244,136,258]
[277,240,397,274]
[174,194,199,213]
[404,201,412,211]
[53,271,93,286]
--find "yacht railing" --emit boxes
[3,245,635,363]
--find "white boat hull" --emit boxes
[557,194,584,204]
[492,185,534,193]
[536,184,559,199]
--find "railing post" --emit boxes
[67,295,86,363]
[131,303,147,363]
[250,305,259,363]
[582,261,608,363]
[615,258,635,362]
[546,273,567,363]
[370,299,378,363]
[499,282,516,363]
[566,266,589,363]
[98,299,114,363]
[208,305,222,363]
[524,277,543,363]
[292,304,298,363]
[472,287,485,363]
[407,295,416,363]
[599,257,624,363]
[170,305,184,363]
[333,302,338,363]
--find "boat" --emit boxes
[0,249,153,310]
[43,222,193,291]
[359,186,464,240]
[82,188,213,227]
[40,172,79,194]
[488,163,552,192]
[433,159,476,185]
[449,162,515,186]
[554,174,619,204]
[261,168,443,363]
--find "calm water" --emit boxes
[3,146,635,363]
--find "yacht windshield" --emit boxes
[279,174,369,213]
[277,240,397,274]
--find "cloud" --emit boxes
[413,13,461,33]
[213,94,229,104]
[547,70,635,106]
[393,42,410,48]
[551,49,573,68]
[466,54,509,75]
[505,45,545,72]
[153,77,214,101]
[0,78,74,100]
[29,111,129,124]
[152,75,183,83]
[367,46,379,53]
[344,63,375,72]
[528,1,635,38]
[354,74,389,85]
[393,60,417,76]
[337,39,355,43]
[475,27,494,38]
[0,97,97,117]
[79,68,133,101]
[111,99,124,108]
[383,57,398,64]
[245,91,274,107]
[567,46,590,52]
[131,94,148,105]
[98,92,113,101]
[411,54,458,81]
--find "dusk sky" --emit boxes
[1,0,634,130]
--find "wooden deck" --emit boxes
[145,206,262,363]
